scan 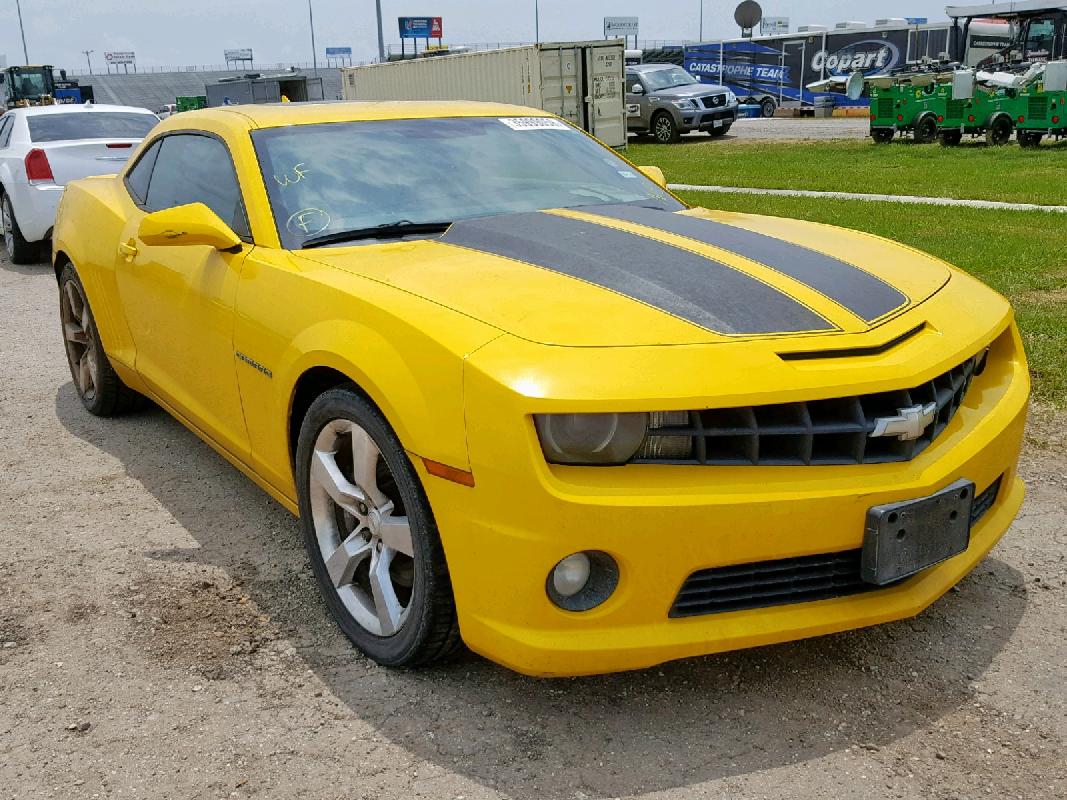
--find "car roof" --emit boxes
[629,63,684,72]
[10,103,155,117]
[161,100,555,131]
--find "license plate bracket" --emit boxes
[861,478,975,586]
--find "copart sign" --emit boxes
[811,39,899,75]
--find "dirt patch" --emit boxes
[120,571,279,681]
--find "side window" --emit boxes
[0,116,13,149]
[125,139,161,205]
[145,134,251,240]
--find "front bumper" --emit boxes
[432,322,1028,677]
[682,106,738,132]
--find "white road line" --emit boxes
[667,184,1067,213]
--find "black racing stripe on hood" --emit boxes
[439,212,834,336]
[587,205,909,322]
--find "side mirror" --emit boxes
[638,165,667,188]
[137,203,242,250]
[630,83,644,94]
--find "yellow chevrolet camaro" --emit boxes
[52,102,1028,676]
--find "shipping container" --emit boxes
[340,41,627,147]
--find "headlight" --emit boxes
[726,91,737,104]
[534,413,648,465]
[671,99,698,110]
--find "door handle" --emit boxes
[118,240,139,258]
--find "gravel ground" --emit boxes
[1,250,1065,800]
[673,116,871,142]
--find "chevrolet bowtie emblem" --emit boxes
[869,402,938,442]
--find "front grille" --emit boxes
[1028,96,1048,121]
[877,97,894,118]
[702,94,726,108]
[669,476,1003,618]
[635,352,983,467]
[947,99,967,120]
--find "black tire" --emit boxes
[2,191,41,265]
[708,123,731,137]
[986,116,1013,146]
[760,97,776,118]
[939,130,963,147]
[295,387,461,667]
[1018,131,1043,148]
[871,128,895,144]
[914,115,937,144]
[58,262,146,416]
[651,111,680,143]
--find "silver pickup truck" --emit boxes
[625,63,739,143]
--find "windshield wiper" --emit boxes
[300,220,452,249]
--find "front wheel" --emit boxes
[296,388,461,667]
[760,97,776,118]
[939,130,963,147]
[914,115,937,144]
[59,263,145,416]
[708,123,731,137]
[1018,131,1043,148]
[2,192,40,265]
[871,128,895,144]
[651,112,680,143]
[986,116,1013,146]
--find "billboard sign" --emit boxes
[603,16,639,38]
[325,47,352,57]
[760,17,789,35]
[398,16,443,39]
[104,51,136,65]
[224,48,253,61]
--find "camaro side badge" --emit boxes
[235,351,273,378]
[870,402,938,441]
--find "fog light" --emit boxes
[552,553,591,597]
[546,551,619,612]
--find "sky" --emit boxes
[1,0,962,71]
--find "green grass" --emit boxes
[629,139,1067,206]
[675,191,1067,406]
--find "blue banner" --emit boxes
[325,47,352,57]
[398,16,443,39]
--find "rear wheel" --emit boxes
[986,116,1013,146]
[58,262,145,416]
[296,388,461,667]
[939,130,963,147]
[708,123,731,137]
[914,115,937,144]
[1018,131,1043,148]
[651,112,680,143]
[871,128,895,144]
[2,192,40,265]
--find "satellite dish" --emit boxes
[845,71,865,100]
[734,1,763,30]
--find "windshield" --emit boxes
[642,67,700,91]
[28,112,157,143]
[13,70,50,98]
[252,116,682,249]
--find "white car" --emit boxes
[0,103,158,263]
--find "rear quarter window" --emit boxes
[28,112,158,143]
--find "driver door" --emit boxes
[625,72,651,131]
[114,132,252,459]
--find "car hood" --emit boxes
[650,84,726,99]
[297,205,951,348]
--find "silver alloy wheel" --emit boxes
[60,279,99,402]
[2,196,13,259]
[654,116,673,142]
[309,418,415,636]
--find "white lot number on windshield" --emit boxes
[498,117,572,131]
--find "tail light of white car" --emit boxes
[24,148,54,184]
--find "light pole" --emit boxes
[699,0,704,43]
[15,0,29,64]
[535,0,540,44]
[308,0,318,75]
[82,49,94,74]
[375,0,385,62]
